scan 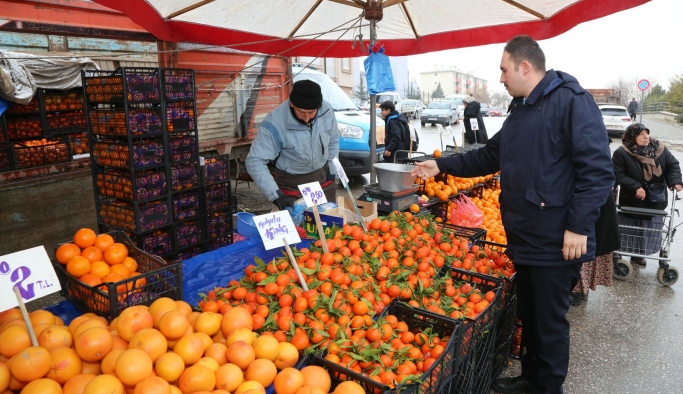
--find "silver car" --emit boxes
[420,101,458,126]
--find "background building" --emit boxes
[294,56,356,96]
[420,66,487,99]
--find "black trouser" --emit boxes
[272,166,336,203]
[630,112,636,121]
[516,263,582,394]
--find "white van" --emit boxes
[444,94,468,120]
[374,92,402,115]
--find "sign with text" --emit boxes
[298,181,327,207]
[332,157,349,186]
[470,118,479,131]
[0,246,61,313]
[254,210,301,250]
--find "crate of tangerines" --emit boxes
[52,228,183,321]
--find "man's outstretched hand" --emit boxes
[410,160,441,179]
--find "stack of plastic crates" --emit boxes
[42,88,89,155]
[0,120,11,171]
[202,153,234,251]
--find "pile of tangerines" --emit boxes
[0,297,369,394]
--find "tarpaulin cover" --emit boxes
[0,50,99,105]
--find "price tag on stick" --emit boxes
[298,182,327,207]
[253,211,301,250]
[0,246,62,313]
[312,203,330,254]
[332,158,350,187]
[332,158,368,231]
[282,238,309,291]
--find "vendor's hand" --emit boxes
[674,184,683,192]
[384,150,391,157]
[273,190,297,211]
[562,230,587,260]
[635,187,646,200]
[410,160,441,179]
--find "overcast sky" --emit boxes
[407,0,683,94]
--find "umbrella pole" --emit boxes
[369,17,378,184]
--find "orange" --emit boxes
[74,327,113,362]
[194,356,219,372]
[0,328,31,360]
[204,343,228,366]
[215,363,243,392]
[29,310,56,326]
[274,342,299,369]
[94,233,115,252]
[149,298,179,327]
[74,228,97,248]
[46,346,83,384]
[159,311,190,340]
[17,378,62,394]
[111,334,128,351]
[109,264,130,279]
[409,203,420,213]
[67,256,92,278]
[195,332,213,352]
[333,381,366,394]
[122,257,138,274]
[253,335,279,361]
[68,314,95,336]
[220,307,253,338]
[114,349,153,386]
[134,375,171,394]
[56,243,81,265]
[63,373,97,394]
[173,334,205,365]
[0,361,9,392]
[175,301,193,316]
[89,261,111,279]
[73,318,109,339]
[128,328,167,362]
[101,348,125,376]
[178,365,216,394]
[10,346,51,381]
[82,374,125,394]
[245,359,277,387]
[226,341,255,370]
[81,360,102,375]
[226,328,255,346]
[300,366,331,393]
[116,306,153,342]
[81,246,103,263]
[100,273,126,294]
[155,351,185,383]
[104,244,128,265]
[194,312,222,337]
[295,387,326,394]
[80,273,103,287]
[273,368,304,394]
[234,381,266,394]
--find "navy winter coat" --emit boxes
[384,110,410,163]
[436,70,615,266]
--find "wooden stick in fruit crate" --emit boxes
[13,287,38,346]
[282,237,309,291]
[311,203,330,254]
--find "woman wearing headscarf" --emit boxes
[612,123,683,266]
[462,95,488,145]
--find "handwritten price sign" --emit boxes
[298,181,327,207]
[0,246,61,313]
[332,158,349,187]
[254,210,301,250]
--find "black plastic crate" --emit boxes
[202,154,230,185]
[5,115,45,139]
[0,143,13,171]
[52,231,182,321]
[11,136,71,169]
[490,295,517,380]
[171,161,200,192]
[43,88,87,135]
[4,92,41,115]
[98,198,171,232]
[206,234,233,251]
[91,137,165,169]
[165,101,196,132]
[311,302,461,394]
[173,189,202,221]
[0,116,6,143]
[94,166,168,202]
[168,132,198,162]
[203,181,231,213]
[68,132,90,155]
[176,243,205,261]
[206,209,233,239]
[87,103,163,137]
[124,226,174,258]
[83,68,161,104]
[162,69,195,101]
[463,183,485,199]
[442,223,487,244]
[174,219,204,249]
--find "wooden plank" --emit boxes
[0,170,94,209]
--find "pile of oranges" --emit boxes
[419,174,495,202]
[0,298,366,394]
[55,229,145,297]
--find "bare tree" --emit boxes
[608,76,639,106]
[473,86,489,104]
[489,92,511,106]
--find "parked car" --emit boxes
[420,101,458,126]
[598,104,631,136]
[489,106,502,117]
[396,99,425,119]
[444,94,468,120]
[480,103,489,117]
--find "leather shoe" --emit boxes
[492,376,532,394]
[568,291,582,306]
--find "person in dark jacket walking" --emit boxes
[462,95,488,145]
[411,35,614,394]
[380,100,410,163]
[612,123,683,265]
[628,98,638,121]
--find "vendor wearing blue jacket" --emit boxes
[412,35,614,394]
[246,80,340,210]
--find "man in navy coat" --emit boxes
[411,35,614,394]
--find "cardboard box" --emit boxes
[303,196,378,239]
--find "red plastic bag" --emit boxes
[449,194,484,227]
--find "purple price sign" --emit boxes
[0,246,61,312]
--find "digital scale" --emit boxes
[358,183,419,213]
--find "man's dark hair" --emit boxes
[504,35,546,72]
[380,100,395,112]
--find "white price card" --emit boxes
[332,157,349,186]
[0,246,61,313]
[470,118,479,131]
[298,181,327,207]
[254,210,302,250]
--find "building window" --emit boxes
[342,58,351,72]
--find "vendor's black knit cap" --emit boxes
[290,80,323,109]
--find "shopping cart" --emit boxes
[612,186,681,286]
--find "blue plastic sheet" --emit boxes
[0,97,11,116]
[364,47,395,96]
